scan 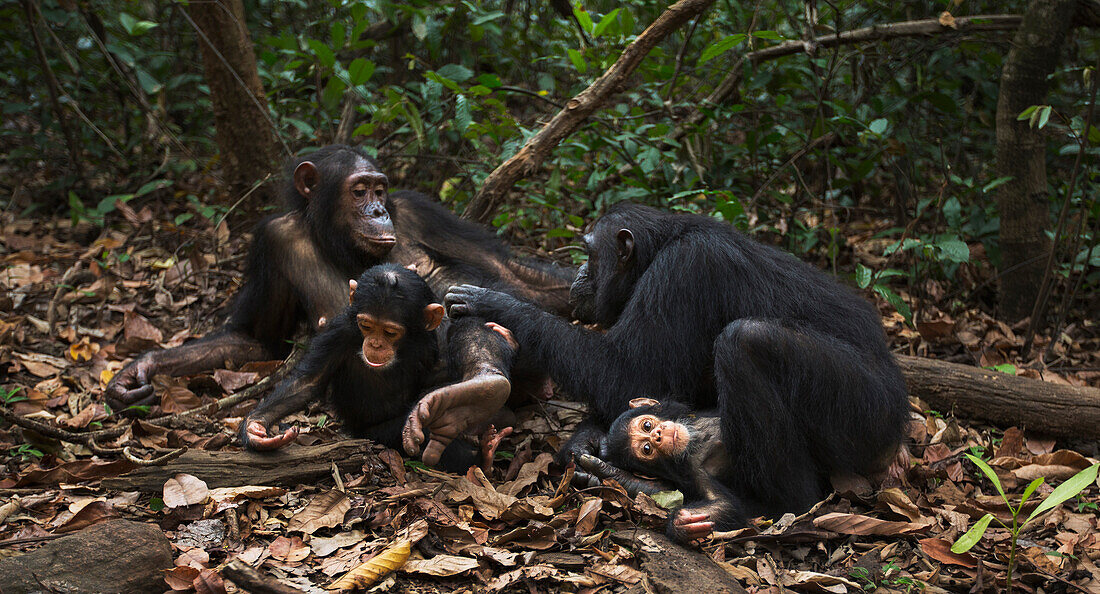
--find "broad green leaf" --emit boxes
[119,13,157,36]
[855,263,872,289]
[567,49,586,74]
[330,22,346,49]
[307,39,335,69]
[935,237,969,263]
[951,513,993,553]
[348,58,375,86]
[135,69,162,94]
[1017,105,1038,121]
[476,73,502,88]
[573,6,594,34]
[321,76,346,110]
[981,176,1012,193]
[651,490,684,509]
[965,453,1007,503]
[455,95,471,133]
[1024,464,1099,525]
[990,363,1017,374]
[1019,477,1044,506]
[698,34,746,65]
[874,286,912,326]
[1037,105,1052,129]
[593,8,620,38]
[437,64,474,82]
[868,118,888,135]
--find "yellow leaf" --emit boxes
[68,338,99,362]
[938,11,957,29]
[327,540,410,590]
[100,368,115,386]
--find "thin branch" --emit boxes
[464,0,718,223]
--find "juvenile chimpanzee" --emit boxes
[584,397,799,544]
[242,264,514,472]
[104,145,573,453]
[445,203,908,523]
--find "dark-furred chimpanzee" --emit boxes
[445,203,908,528]
[104,145,573,455]
[243,264,513,472]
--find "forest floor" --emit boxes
[1,206,1098,594]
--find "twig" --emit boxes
[749,132,837,206]
[122,446,187,466]
[221,560,305,594]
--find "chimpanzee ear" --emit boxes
[629,397,659,408]
[616,228,635,264]
[294,161,320,199]
[348,279,357,305]
[424,303,445,331]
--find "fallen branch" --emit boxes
[896,355,1100,439]
[222,560,304,594]
[464,0,717,223]
[102,439,377,491]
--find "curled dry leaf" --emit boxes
[574,497,602,536]
[287,489,351,534]
[268,535,311,563]
[207,485,287,505]
[919,537,977,568]
[813,512,933,536]
[163,473,210,508]
[327,539,410,590]
[402,554,480,577]
[164,566,201,591]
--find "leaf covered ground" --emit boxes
[1,209,1098,593]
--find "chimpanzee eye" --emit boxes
[642,420,653,431]
[353,186,368,198]
[642,443,652,455]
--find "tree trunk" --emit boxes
[186,0,283,203]
[994,0,1077,321]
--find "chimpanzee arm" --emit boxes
[240,316,353,450]
[667,479,748,545]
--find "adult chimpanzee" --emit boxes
[105,145,573,453]
[445,202,908,525]
[243,264,513,471]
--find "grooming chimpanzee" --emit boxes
[104,145,572,455]
[242,264,514,472]
[584,397,779,544]
[445,203,908,531]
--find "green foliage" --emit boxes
[951,454,1099,593]
[1,386,25,405]
[9,444,44,462]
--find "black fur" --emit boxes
[445,202,909,524]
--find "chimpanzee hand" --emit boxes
[402,372,512,466]
[444,285,521,320]
[241,420,300,451]
[667,508,715,544]
[104,355,158,414]
[575,454,672,496]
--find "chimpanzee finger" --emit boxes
[401,402,428,456]
[571,469,603,490]
[109,384,157,414]
[674,511,711,526]
[248,425,299,451]
[421,436,450,466]
[682,521,715,538]
[576,454,615,478]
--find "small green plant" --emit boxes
[952,454,1099,593]
[1,386,25,405]
[9,444,44,461]
[855,263,912,326]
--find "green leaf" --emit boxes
[455,95,471,133]
[951,513,993,554]
[330,22,346,49]
[990,363,1017,375]
[347,58,375,86]
[935,237,970,263]
[1019,477,1044,506]
[1036,105,1052,129]
[593,8,620,38]
[1024,464,1100,525]
[855,263,872,289]
[135,69,162,94]
[307,39,335,69]
[1017,105,1039,121]
[751,30,784,40]
[573,5,594,34]
[868,118,888,135]
[698,34,746,65]
[437,64,474,82]
[321,76,346,110]
[476,73,502,88]
[119,13,157,36]
[149,497,166,512]
[567,48,586,74]
[651,490,684,509]
[965,453,1008,503]
[873,286,912,326]
[981,176,1012,193]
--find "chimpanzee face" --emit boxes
[350,265,445,370]
[356,312,405,368]
[568,220,637,327]
[342,159,394,258]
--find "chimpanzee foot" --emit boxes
[479,424,514,473]
[403,373,512,466]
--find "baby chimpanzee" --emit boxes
[583,396,837,545]
[242,263,513,472]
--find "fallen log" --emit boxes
[103,439,376,491]
[896,355,1100,439]
[611,528,748,594]
[0,520,171,594]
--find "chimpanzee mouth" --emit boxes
[367,236,397,246]
[361,352,392,368]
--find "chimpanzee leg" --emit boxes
[402,318,516,465]
[714,319,905,513]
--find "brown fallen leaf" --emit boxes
[55,500,118,533]
[164,566,201,591]
[919,537,977,568]
[288,489,351,534]
[193,568,227,594]
[402,554,480,577]
[163,473,210,508]
[574,497,602,536]
[379,449,406,484]
[207,485,287,505]
[269,535,311,563]
[328,539,410,590]
[813,512,933,536]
